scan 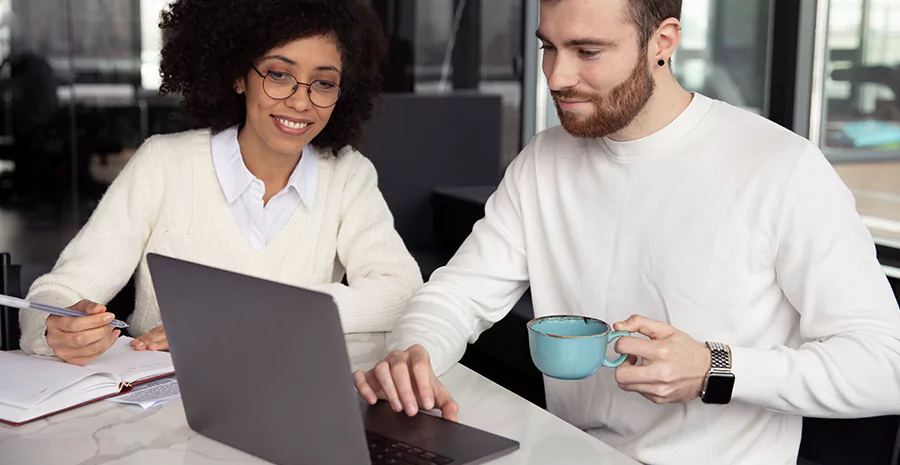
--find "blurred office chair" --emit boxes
[831,65,900,114]
[0,252,21,351]
[0,52,68,205]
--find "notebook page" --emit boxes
[0,351,103,410]
[0,374,120,424]
[83,337,174,385]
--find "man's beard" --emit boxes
[552,51,656,139]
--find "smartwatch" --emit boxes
[700,341,735,404]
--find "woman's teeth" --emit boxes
[276,118,309,130]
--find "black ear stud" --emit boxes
[658,59,666,67]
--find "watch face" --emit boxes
[703,372,735,404]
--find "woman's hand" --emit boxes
[46,299,120,365]
[131,325,168,351]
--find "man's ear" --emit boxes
[650,17,681,67]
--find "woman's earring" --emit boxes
[658,59,666,67]
[234,85,243,94]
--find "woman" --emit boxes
[19,0,422,364]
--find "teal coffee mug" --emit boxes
[527,315,631,380]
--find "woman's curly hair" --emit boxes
[159,0,387,154]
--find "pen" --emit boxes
[0,293,129,329]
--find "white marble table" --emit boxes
[0,334,639,465]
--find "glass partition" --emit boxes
[808,0,900,245]
[811,0,900,162]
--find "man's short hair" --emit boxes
[625,0,683,48]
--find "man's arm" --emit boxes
[385,142,537,376]
[730,144,900,417]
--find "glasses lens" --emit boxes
[263,72,297,99]
[309,80,341,107]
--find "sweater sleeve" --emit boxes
[310,154,423,334]
[385,144,533,376]
[730,144,900,417]
[19,137,165,355]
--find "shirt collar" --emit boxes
[601,92,713,162]
[211,125,318,208]
[290,144,318,209]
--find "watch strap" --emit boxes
[706,341,732,371]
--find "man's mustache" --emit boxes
[550,88,599,102]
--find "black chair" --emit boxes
[0,252,137,352]
[0,252,22,351]
[799,266,900,465]
[799,416,900,465]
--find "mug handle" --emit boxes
[602,330,632,368]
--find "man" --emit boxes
[354,0,900,463]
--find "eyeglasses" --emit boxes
[250,65,342,108]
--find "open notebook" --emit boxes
[0,337,174,426]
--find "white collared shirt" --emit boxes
[211,126,318,250]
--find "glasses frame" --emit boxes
[250,65,342,108]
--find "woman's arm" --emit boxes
[20,137,166,356]
[313,154,423,333]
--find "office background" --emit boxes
[0,1,898,464]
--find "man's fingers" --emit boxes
[614,363,655,386]
[616,362,679,388]
[373,361,403,413]
[615,336,662,361]
[409,359,435,410]
[389,359,419,416]
[616,379,676,404]
[618,384,672,404]
[353,370,380,404]
[614,314,676,340]
[434,385,459,422]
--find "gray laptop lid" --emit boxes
[148,253,519,465]
[147,253,370,465]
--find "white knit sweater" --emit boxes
[388,94,900,465]
[20,129,423,356]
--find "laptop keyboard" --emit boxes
[367,432,454,465]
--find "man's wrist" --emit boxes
[701,341,735,404]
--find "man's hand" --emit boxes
[352,344,459,422]
[613,314,711,404]
[46,299,120,365]
[131,325,167,351]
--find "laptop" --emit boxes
[146,253,519,465]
